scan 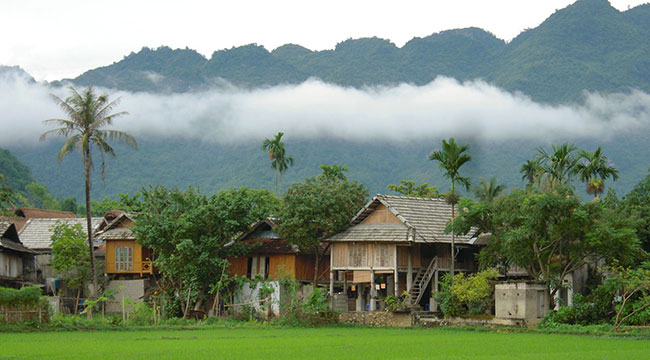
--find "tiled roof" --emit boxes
[13,208,77,218]
[94,213,135,241]
[327,194,477,244]
[18,218,104,250]
[327,224,409,242]
[0,220,34,254]
[96,227,135,240]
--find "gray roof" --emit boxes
[95,213,135,241]
[327,194,477,244]
[18,218,104,250]
[0,220,34,254]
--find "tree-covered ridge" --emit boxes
[53,0,650,103]
[0,148,35,193]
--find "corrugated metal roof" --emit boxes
[18,218,104,250]
[328,194,476,244]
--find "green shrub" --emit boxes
[437,270,498,317]
[0,286,42,309]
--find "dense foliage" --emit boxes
[453,184,643,306]
[437,269,499,317]
[133,185,281,317]
[277,165,368,284]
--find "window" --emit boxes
[115,247,133,271]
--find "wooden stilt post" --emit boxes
[370,268,376,311]
[407,246,413,293]
[329,270,334,310]
[394,245,399,297]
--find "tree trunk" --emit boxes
[85,147,99,300]
[450,181,455,282]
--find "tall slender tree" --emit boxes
[261,132,294,195]
[473,177,504,203]
[429,138,471,279]
[536,143,579,185]
[40,86,137,298]
[576,147,619,199]
[520,159,542,185]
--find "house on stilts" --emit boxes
[325,194,486,312]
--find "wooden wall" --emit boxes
[360,204,401,225]
[331,242,395,270]
[105,240,145,274]
[396,245,421,268]
[0,252,23,279]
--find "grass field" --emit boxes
[1,327,649,359]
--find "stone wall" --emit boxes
[419,316,526,328]
[338,311,413,327]
[104,279,150,313]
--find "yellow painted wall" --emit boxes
[105,240,147,274]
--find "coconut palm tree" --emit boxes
[520,159,542,185]
[536,143,579,185]
[40,86,137,299]
[261,132,294,195]
[473,177,504,203]
[429,138,471,278]
[576,147,619,199]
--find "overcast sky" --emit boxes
[2,0,647,81]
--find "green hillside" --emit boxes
[0,148,35,193]
[9,0,650,202]
[52,0,650,103]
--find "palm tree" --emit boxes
[473,177,504,203]
[429,138,471,279]
[520,159,542,185]
[576,147,619,199]
[536,143,579,185]
[261,132,294,195]
[40,86,137,299]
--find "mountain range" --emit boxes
[3,0,650,201]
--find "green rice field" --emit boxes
[0,327,648,359]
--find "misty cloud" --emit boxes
[1,72,649,147]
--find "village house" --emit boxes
[0,221,36,288]
[227,218,330,316]
[94,211,154,312]
[18,217,105,289]
[326,195,485,312]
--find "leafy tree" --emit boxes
[609,262,650,332]
[429,138,471,278]
[277,165,368,286]
[621,170,650,252]
[388,180,439,197]
[453,185,643,307]
[40,86,137,299]
[133,186,280,317]
[261,132,294,195]
[535,143,579,185]
[59,197,78,214]
[50,222,91,311]
[576,147,619,199]
[0,174,15,211]
[21,182,60,210]
[472,177,504,203]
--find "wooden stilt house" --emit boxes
[325,195,485,312]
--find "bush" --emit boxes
[0,286,42,309]
[437,270,498,317]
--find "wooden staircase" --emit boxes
[408,257,438,306]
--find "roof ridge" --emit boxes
[378,193,445,201]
